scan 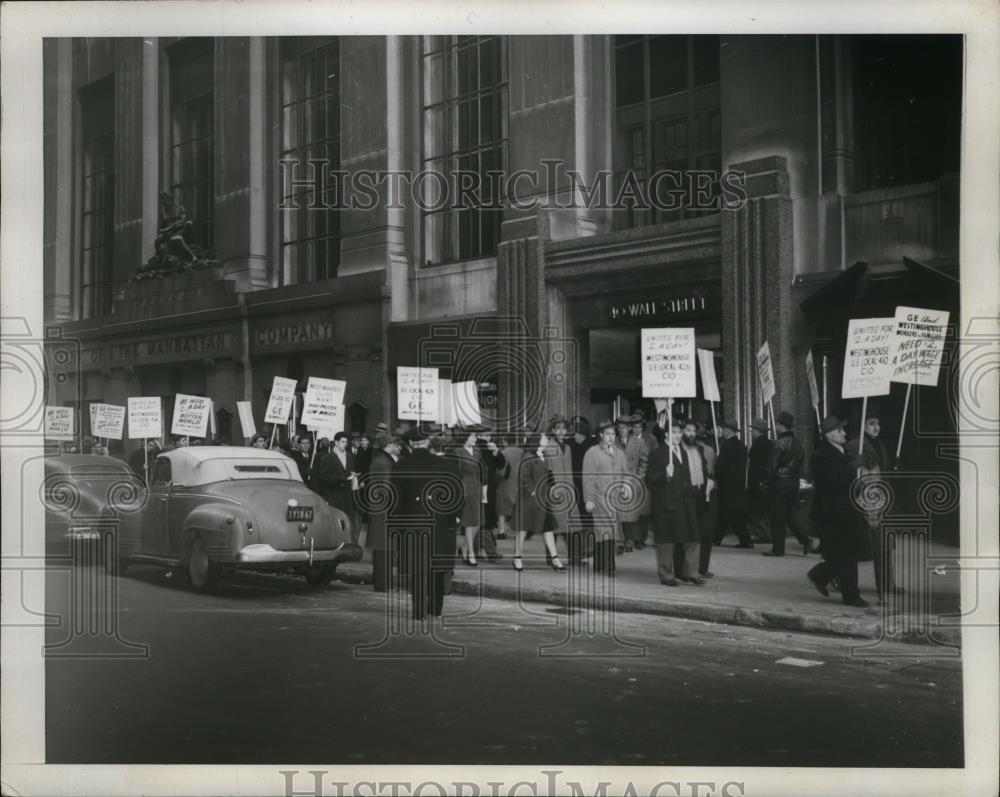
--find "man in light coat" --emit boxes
[582,419,627,575]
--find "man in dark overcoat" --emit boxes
[364,433,401,592]
[807,415,872,607]
[390,427,463,620]
[646,420,704,586]
[713,419,753,548]
[763,411,814,557]
[744,417,772,544]
[316,431,357,537]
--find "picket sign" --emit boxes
[756,342,776,440]
[888,306,950,460]
[697,348,720,454]
[842,317,895,456]
[805,350,821,428]
[44,406,75,441]
[236,401,256,440]
[641,328,696,398]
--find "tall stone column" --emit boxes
[721,156,796,433]
[215,38,268,291]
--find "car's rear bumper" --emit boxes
[236,541,363,566]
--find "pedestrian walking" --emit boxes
[647,419,704,586]
[680,418,715,577]
[745,417,772,543]
[846,409,902,600]
[618,415,648,552]
[568,416,597,560]
[714,419,753,549]
[807,415,872,607]
[475,426,506,562]
[763,411,814,557]
[582,419,627,575]
[316,432,357,537]
[390,427,462,620]
[496,430,525,541]
[514,430,563,571]
[630,414,655,550]
[543,414,578,564]
[365,433,402,592]
[448,424,488,566]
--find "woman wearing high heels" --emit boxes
[449,423,488,566]
[513,430,564,572]
[496,430,525,542]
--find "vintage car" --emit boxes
[117,446,360,591]
[43,454,146,560]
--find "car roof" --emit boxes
[45,454,132,471]
[162,446,291,463]
[156,446,300,486]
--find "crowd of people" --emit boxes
[63,405,898,619]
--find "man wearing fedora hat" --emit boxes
[763,411,814,557]
[744,417,772,544]
[390,426,463,619]
[714,418,753,550]
[846,408,901,600]
[807,415,871,607]
[364,433,402,592]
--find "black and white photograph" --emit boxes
[1,1,998,796]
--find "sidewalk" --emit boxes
[336,533,964,648]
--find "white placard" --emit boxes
[842,317,895,399]
[128,397,162,439]
[438,378,456,426]
[209,399,217,437]
[308,405,346,439]
[236,401,256,439]
[641,328,696,398]
[397,366,440,421]
[697,348,720,402]
[805,350,820,409]
[453,381,482,425]
[44,406,75,441]
[264,376,298,425]
[756,341,776,405]
[171,394,211,438]
[300,377,347,427]
[92,403,126,440]
[889,306,951,386]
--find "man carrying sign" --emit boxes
[762,411,814,557]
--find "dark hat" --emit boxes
[375,422,390,433]
[349,431,362,440]
[750,417,769,433]
[634,408,650,420]
[721,418,741,432]
[373,432,396,448]
[820,415,847,435]
[404,427,429,442]
[776,411,795,428]
[460,422,489,433]
[548,413,569,430]
[614,416,630,426]
[596,418,615,433]
[627,413,644,424]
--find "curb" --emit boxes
[334,562,962,649]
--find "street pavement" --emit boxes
[336,532,963,647]
[45,561,963,766]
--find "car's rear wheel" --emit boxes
[304,566,336,587]
[187,535,222,592]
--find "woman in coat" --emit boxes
[448,424,488,566]
[807,415,872,607]
[514,431,563,571]
[582,419,627,575]
[496,430,525,540]
[646,420,702,585]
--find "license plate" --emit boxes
[287,506,314,522]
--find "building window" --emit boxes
[279,37,340,284]
[852,35,961,191]
[79,78,115,319]
[613,35,721,229]
[168,38,215,250]
[421,35,508,266]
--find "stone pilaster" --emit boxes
[113,39,145,290]
[722,156,796,433]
